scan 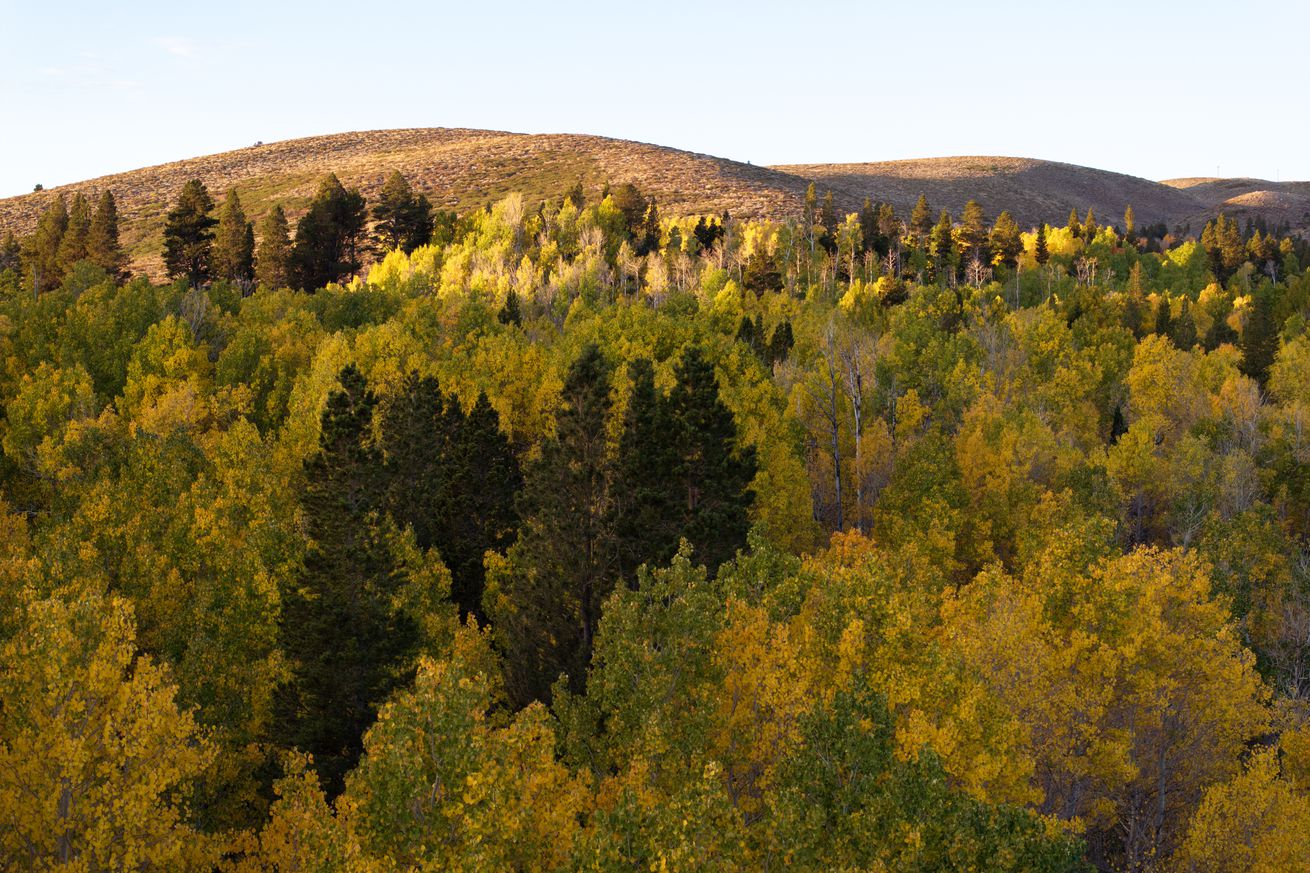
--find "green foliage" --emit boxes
[290,174,367,291]
[162,179,217,286]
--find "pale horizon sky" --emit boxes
[2,0,1307,199]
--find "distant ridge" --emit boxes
[1,128,1306,277]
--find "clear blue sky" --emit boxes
[2,0,1307,198]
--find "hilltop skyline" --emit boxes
[3,0,1308,197]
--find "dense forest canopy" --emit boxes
[2,171,1310,872]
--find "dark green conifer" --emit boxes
[498,289,523,326]
[1240,290,1278,385]
[274,365,417,797]
[162,179,217,286]
[211,189,255,285]
[1154,296,1174,341]
[255,205,292,290]
[87,191,126,278]
[1171,298,1198,350]
[371,170,434,255]
[768,320,795,365]
[668,345,756,573]
[909,194,933,250]
[1034,223,1049,265]
[57,193,91,272]
[494,343,617,705]
[290,174,367,291]
[25,194,68,294]
[612,358,681,585]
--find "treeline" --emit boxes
[2,173,1310,871]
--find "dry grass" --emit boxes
[3,129,1306,277]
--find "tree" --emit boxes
[0,232,19,275]
[0,594,221,871]
[931,209,956,279]
[613,358,681,584]
[56,192,91,272]
[988,210,1023,268]
[163,179,217,286]
[254,204,292,289]
[487,344,617,705]
[668,345,756,572]
[371,170,434,255]
[87,190,126,277]
[1035,222,1050,265]
[1123,205,1136,246]
[24,194,68,294]
[1083,208,1098,239]
[960,199,988,264]
[290,174,367,291]
[1067,208,1083,239]
[212,189,255,286]
[497,289,522,326]
[1240,289,1278,385]
[909,194,933,250]
[274,365,419,796]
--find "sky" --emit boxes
[2,0,1308,198]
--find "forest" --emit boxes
[1,170,1309,872]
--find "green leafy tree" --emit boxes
[254,204,292,289]
[290,174,367,291]
[162,179,217,286]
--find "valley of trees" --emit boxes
[3,170,1310,871]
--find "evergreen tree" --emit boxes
[255,205,292,289]
[1154,296,1174,341]
[1240,290,1278,385]
[1035,223,1050,265]
[667,345,756,573]
[960,200,988,263]
[1083,208,1099,239]
[274,365,417,797]
[493,344,617,705]
[988,210,1023,268]
[931,209,955,278]
[1067,208,1083,239]
[859,198,881,255]
[290,174,367,291]
[0,232,19,275]
[818,191,838,254]
[87,190,126,278]
[24,195,68,294]
[1171,297,1198,350]
[565,179,585,208]
[909,194,933,250]
[638,201,661,256]
[371,170,434,255]
[1110,404,1129,443]
[497,289,523,326]
[162,179,217,286]
[211,189,255,285]
[449,392,522,618]
[735,315,757,350]
[1123,205,1136,246]
[612,358,681,585]
[56,193,91,272]
[767,319,795,366]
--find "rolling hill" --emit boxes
[1,128,1306,277]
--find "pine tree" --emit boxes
[56,193,91,272]
[1083,208,1098,239]
[1171,298,1198,350]
[492,343,617,705]
[162,179,217,286]
[274,365,417,797]
[988,210,1023,268]
[819,191,838,254]
[211,189,254,285]
[638,201,662,256]
[1035,223,1050,265]
[24,195,68,294]
[859,198,881,255]
[612,358,681,585]
[498,289,523,326]
[909,194,933,250]
[1067,208,1083,239]
[931,209,956,279]
[668,345,756,573]
[290,174,367,291]
[0,232,19,275]
[255,205,292,290]
[565,179,585,208]
[735,315,757,350]
[371,170,434,255]
[87,191,126,278]
[960,200,988,263]
[1240,290,1278,385]
[767,319,795,365]
[1123,205,1136,246]
[1154,296,1174,341]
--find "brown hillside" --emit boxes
[0,128,812,277]
[775,156,1209,231]
[1161,177,1310,230]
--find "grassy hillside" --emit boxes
[2,129,1306,277]
[774,156,1210,230]
[0,128,812,277]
